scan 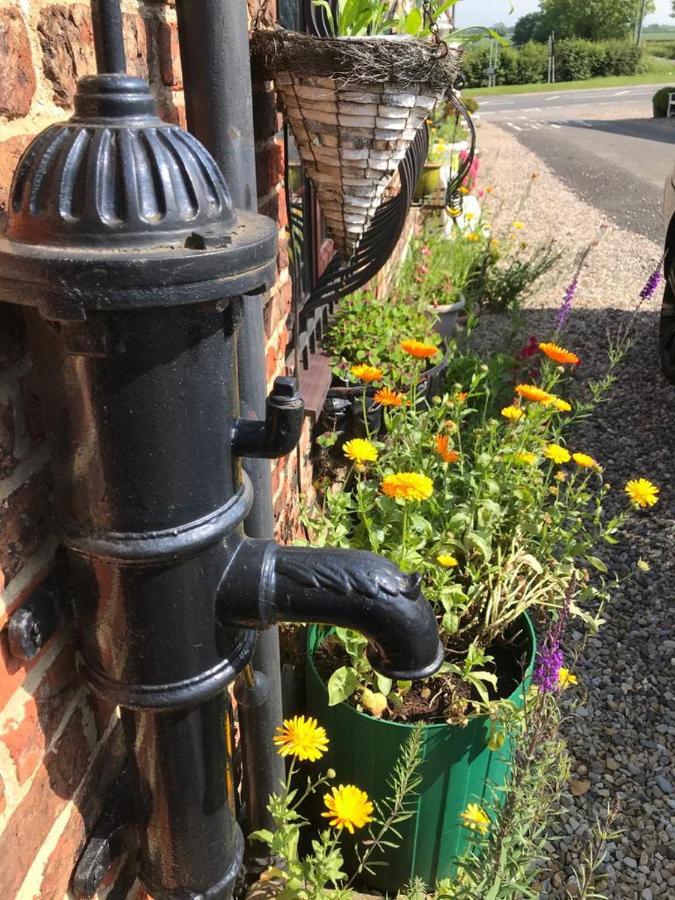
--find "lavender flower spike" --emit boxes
[555,275,578,332]
[533,636,564,694]
[639,263,663,303]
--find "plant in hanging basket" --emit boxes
[251,25,462,259]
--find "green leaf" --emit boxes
[586,555,608,573]
[249,828,275,845]
[327,666,359,706]
[376,673,393,695]
[403,8,423,35]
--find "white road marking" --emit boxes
[506,122,522,131]
[545,95,561,101]
[549,123,562,129]
[614,90,632,96]
[522,107,543,112]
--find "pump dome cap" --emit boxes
[7,74,238,249]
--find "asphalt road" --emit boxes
[478,85,675,242]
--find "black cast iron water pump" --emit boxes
[0,43,443,900]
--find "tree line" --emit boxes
[512,0,655,44]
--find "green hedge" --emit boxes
[463,40,643,88]
[653,86,675,117]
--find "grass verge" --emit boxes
[465,69,675,98]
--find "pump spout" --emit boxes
[220,540,444,680]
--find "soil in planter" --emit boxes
[314,617,531,724]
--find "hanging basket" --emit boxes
[252,29,461,259]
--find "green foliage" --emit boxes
[312,0,460,39]
[253,725,425,898]
[463,39,643,88]
[323,290,440,385]
[475,240,560,313]
[306,339,632,717]
[652,84,675,116]
[512,13,546,46]
[539,0,654,42]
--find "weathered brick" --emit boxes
[256,140,285,198]
[252,88,277,143]
[0,465,53,587]
[0,135,33,218]
[0,706,93,897]
[124,13,149,80]
[35,723,125,900]
[38,5,96,108]
[0,8,35,119]
[0,396,15,479]
[1,641,78,784]
[0,629,41,711]
[158,20,182,88]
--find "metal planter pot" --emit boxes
[305,615,536,894]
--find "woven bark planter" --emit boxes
[252,30,461,259]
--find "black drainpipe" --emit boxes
[173,0,286,852]
[0,2,443,897]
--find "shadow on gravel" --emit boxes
[476,305,675,898]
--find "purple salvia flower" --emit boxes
[639,264,662,303]
[555,276,578,332]
[533,577,576,693]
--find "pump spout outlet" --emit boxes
[220,540,444,681]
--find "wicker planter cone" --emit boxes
[253,30,461,259]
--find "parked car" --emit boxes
[659,164,675,381]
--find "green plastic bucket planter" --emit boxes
[306,615,536,894]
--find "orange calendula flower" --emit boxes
[351,364,383,383]
[374,387,403,407]
[515,384,555,405]
[322,785,374,834]
[435,434,460,464]
[400,339,439,360]
[501,405,525,422]
[539,342,580,366]
[455,392,469,403]
[381,472,434,502]
[625,478,659,509]
[573,452,600,469]
[544,444,571,465]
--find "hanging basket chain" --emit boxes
[422,0,449,59]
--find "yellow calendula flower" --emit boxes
[544,444,571,465]
[322,785,374,834]
[558,668,578,689]
[274,716,328,762]
[464,211,475,221]
[515,384,555,405]
[637,559,651,572]
[539,342,580,366]
[512,221,525,230]
[351,364,383,383]
[343,439,378,465]
[553,398,572,413]
[501,405,525,422]
[465,232,480,243]
[573,452,600,470]
[400,339,439,360]
[437,554,459,568]
[460,803,490,835]
[459,185,470,195]
[381,472,434,502]
[625,478,660,509]
[515,451,538,466]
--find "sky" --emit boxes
[456,0,673,28]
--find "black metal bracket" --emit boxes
[71,769,136,899]
[232,376,305,459]
[7,556,72,660]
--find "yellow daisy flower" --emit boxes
[343,439,378,465]
[544,444,571,465]
[274,716,329,762]
[553,398,572,413]
[501,405,525,422]
[382,472,433,502]
[515,451,538,466]
[351,364,383,383]
[322,785,374,834]
[460,802,490,835]
[573,452,600,470]
[625,478,659,509]
[437,554,459,568]
[558,668,578,689]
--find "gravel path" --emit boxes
[477,121,675,899]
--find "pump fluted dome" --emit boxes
[7,75,237,248]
